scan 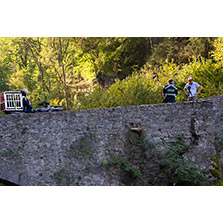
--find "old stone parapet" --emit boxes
[0,95,223,185]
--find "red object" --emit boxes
[0,92,5,111]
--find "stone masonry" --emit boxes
[0,95,223,185]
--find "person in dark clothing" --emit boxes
[162,78,178,103]
[20,89,37,113]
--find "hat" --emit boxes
[20,89,28,95]
[188,77,193,81]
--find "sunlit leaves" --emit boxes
[1,37,223,111]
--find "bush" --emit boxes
[144,135,208,186]
[75,38,223,110]
[76,73,163,110]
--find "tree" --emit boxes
[0,37,222,111]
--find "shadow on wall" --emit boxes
[0,178,19,186]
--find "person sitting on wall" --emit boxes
[183,77,203,101]
[20,89,37,113]
[162,78,178,103]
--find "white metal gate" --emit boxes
[0,91,23,112]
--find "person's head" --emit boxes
[20,89,28,96]
[188,77,193,84]
[168,78,173,84]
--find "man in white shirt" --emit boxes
[184,77,203,101]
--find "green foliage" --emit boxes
[210,133,223,185]
[147,37,190,66]
[148,37,215,66]
[71,134,95,158]
[0,37,93,110]
[0,38,14,92]
[212,37,223,63]
[214,133,223,151]
[145,135,208,186]
[180,57,223,98]
[54,168,73,184]
[0,148,22,161]
[76,73,163,109]
[103,135,208,186]
[0,37,223,111]
[210,154,221,183]
[105,155,143,185]
[75,42,223,109]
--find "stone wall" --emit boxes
[0,95,223,185]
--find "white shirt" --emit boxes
[185,82,200,97]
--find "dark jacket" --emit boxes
[163,84,178,103]
[22,96,36,113]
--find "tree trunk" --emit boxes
[59,38,69,110]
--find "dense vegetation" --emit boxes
[0,37,223,110]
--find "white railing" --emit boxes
[0,91,24,112]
